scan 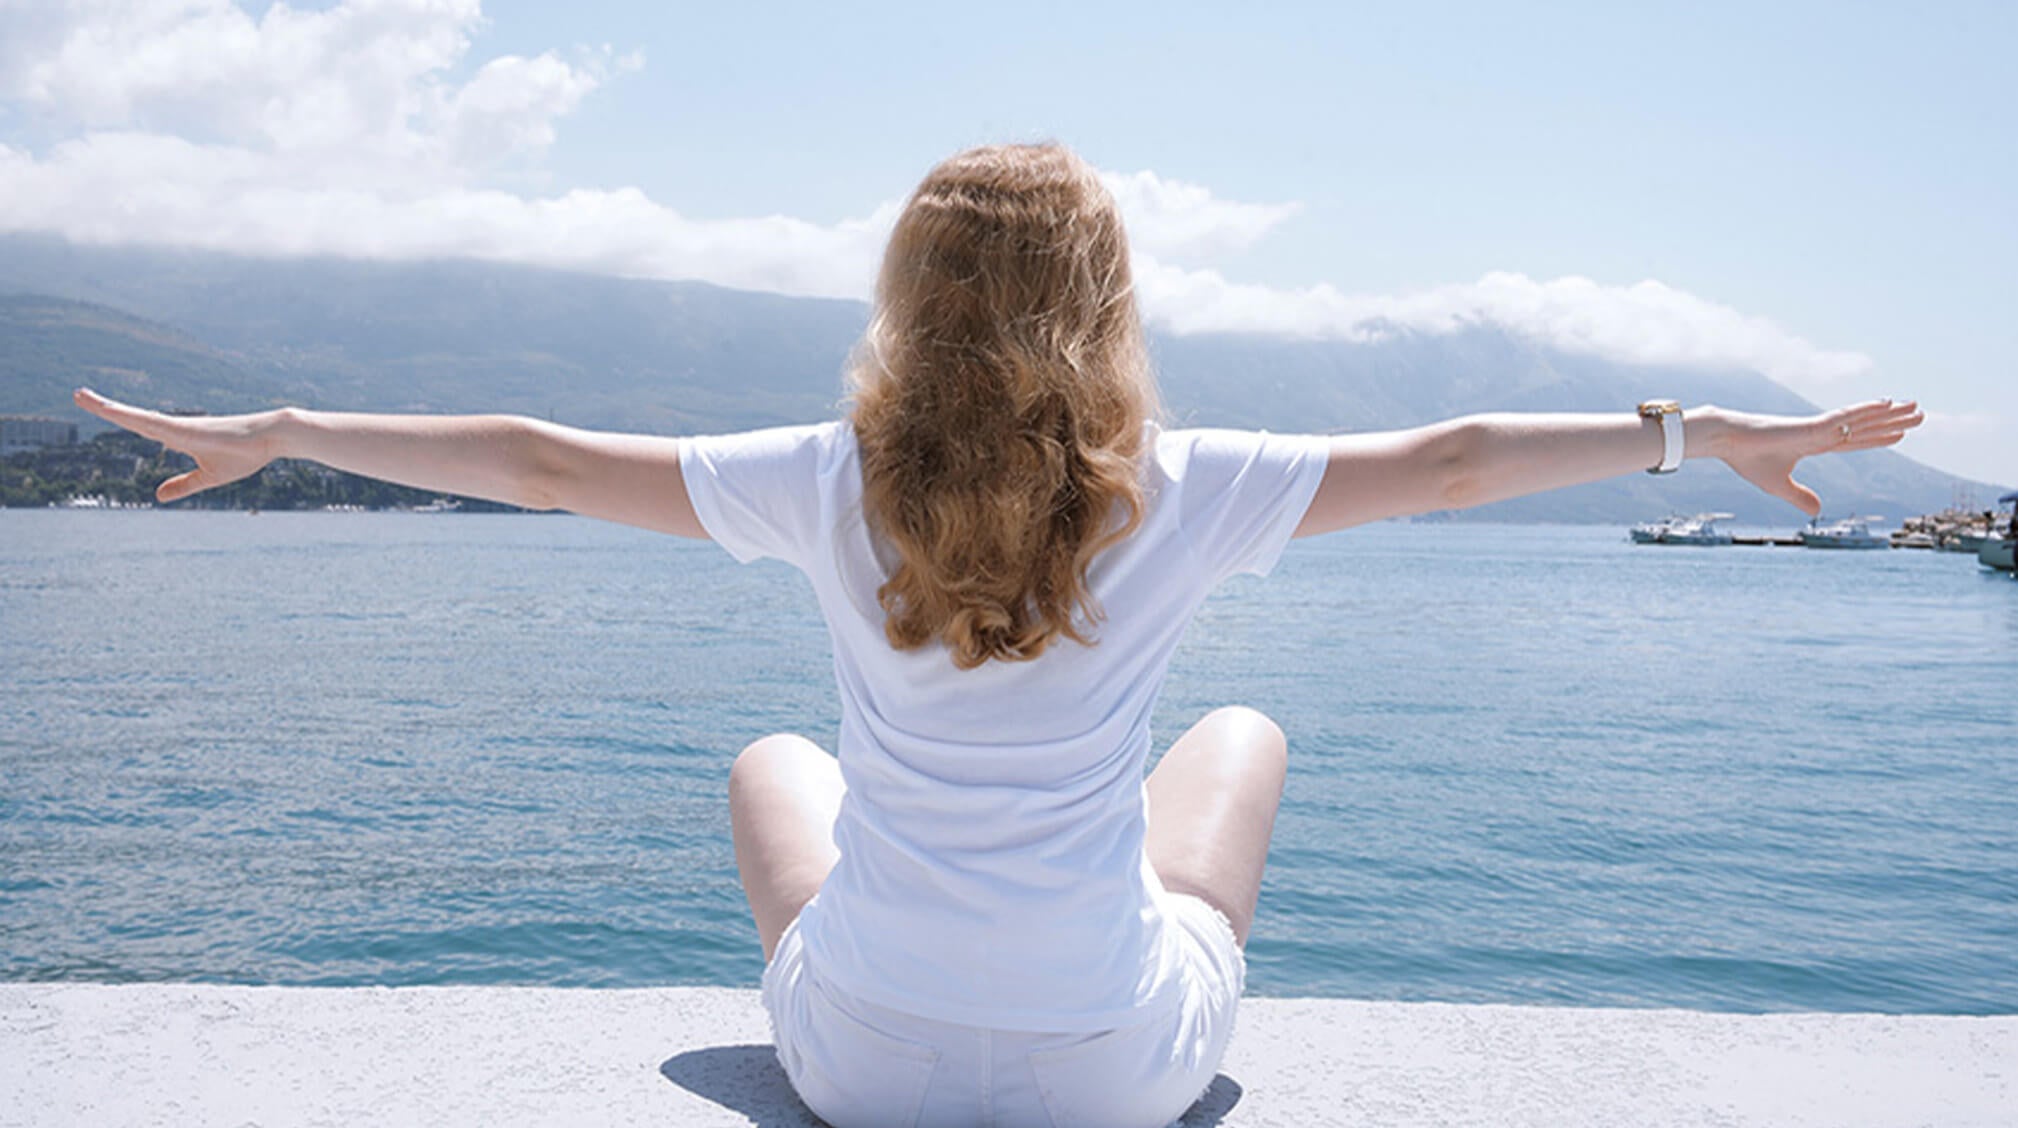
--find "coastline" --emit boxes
[5,984,2013,1127]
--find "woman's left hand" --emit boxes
[1706,399,1924,517]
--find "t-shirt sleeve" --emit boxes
[680,422,844,567]
[1169,428,1332,584]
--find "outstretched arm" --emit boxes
[71,388,709,539]
[1294,400,1924,537]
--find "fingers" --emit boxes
[75,388,262,503]
[1850,399,1923,429]
[1780,397,1918,515]
[74,388,202,501]
[1837,398,1922,429]
[156,468,213,503]
[1776,474,1822,518]
[1818,399,1923,451]
[1842,429,1910,452]
[74,387,171,441]
[75,386,133,420]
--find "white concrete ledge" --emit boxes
[3,985,2012,1126]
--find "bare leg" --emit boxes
[1144,706,1288,946]
[729,733,845,961]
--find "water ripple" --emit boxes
[4,513,2014,1012]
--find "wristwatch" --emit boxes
[1639,400,1684,475]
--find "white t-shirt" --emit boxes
[681,419,1330,1030]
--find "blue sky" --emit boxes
[1,1,2010,486]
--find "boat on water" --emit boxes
[1984,538,2017,572]
[1629,515,1682,544]
[1661,513,1735,546]
[1800,516,1889,550]
[1979,492,2017,572]
[1629,513,1733,546]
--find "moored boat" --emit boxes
[1800,516,1889,550]
[1658,513,1735,546]
[1979,492,2017,572]
[1629,515,1681,544]
[1983,538,2017,572]
[1629,513,1733,546]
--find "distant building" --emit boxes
[0,416,79,456]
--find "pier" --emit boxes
[5,984,2013,1126]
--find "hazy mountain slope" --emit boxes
[0,235,1999,522]
[0,294,273,415]
[0,236,866,433]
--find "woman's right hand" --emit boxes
[73,388,281,503]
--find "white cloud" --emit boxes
[1098,169,1300,262]
[1,0,620,179]
[0,0,1883,398]
[0,0,903,297]
[0,131,899,298]
[440,51,612,167]
[1130,258,1874,393]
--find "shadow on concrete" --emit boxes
[659,1044,1242,1127]
[659,1044,821,1127]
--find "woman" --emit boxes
[76,142,1921,1128]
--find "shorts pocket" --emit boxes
[1026,1021,1214,1128]
[783,976,941,1128]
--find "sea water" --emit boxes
[2,511,2013,1013]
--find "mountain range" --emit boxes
[0,234,2001,523]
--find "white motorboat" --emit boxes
[1800,516,1890,550]
[1983,538,2017,572]
[1629,513,1732,546]
[1658,513,1735,546]
[1979,492,2017,572]
[1629,515,1681,544]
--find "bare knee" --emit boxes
[730,733,826,801]
[1200,705,1287,774]
[1202,704,1284,744]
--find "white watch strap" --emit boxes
[1640,401,1684,475]
[1652,408,1684,474]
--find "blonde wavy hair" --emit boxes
[850,142,1159,669]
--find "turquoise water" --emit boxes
[3,511,2014,1013]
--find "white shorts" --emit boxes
[760,893,1246,1128]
